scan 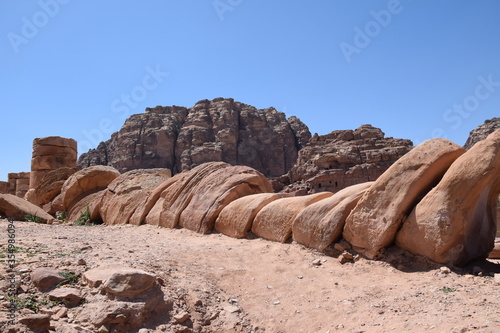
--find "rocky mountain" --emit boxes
[78,98,311,177]
[274,125,414,194]
[463,117,500,149]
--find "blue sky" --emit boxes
[1,0,499,181]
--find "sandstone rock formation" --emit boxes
[215,193,292,238]
[31,167,78,214]
[292,182,373,251]
[463,117,500,149]
[278,125,413,194]
[0,181,7,194]
[396,130,500,265]
[149,162,274,233]
[0,194,54,222]
[58,166,120,211]
[78,98,310,178]
[252,192,333,243]
[29,136,77,191]
[343,139,465,259]
[100,169,171,225]
[7,172,30,198]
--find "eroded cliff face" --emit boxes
[275,125,414,194]
[78,98,311,177]
[464,117,500,149]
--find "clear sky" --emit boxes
[1,0,499,181]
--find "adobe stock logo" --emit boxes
[339,0,409,64]
[431,74,500,139]
[7,0,71,54]
[213,0,243,21]
[79,65,169,154]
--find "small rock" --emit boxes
[98,325,110,333]
[53,307,68,320]
[224,305,240,313]
[18,268,30,273]
[273,301,281,305]
[19,314,51,331]
[30,267,65,292]
[173,312,190,323]
[494,274,500,284]
[440,267,451,274]
[138,329,150,333]
[312,259,322,266]
[49,287,83,308]
[77,259,86,266]
[297,275,303,279]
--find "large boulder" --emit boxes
[158,162,274,233]
[252,192,333,243]
[100,169,171,225]
[59,166,120,211]
[0,194,54,222]
[215,193,292,238]
[31,167,78,210]
[66,190,105,223]
[343,139,465,259]
[396,130,500,265]
[292,182,373,251]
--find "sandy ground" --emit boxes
[1,219,499,333]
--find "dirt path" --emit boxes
[1,219,500,332]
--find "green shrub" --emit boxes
[74,206,91,226]
[25,214,42,223]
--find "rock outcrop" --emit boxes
[78,98,310,178]
[29,136,77,191]
[278,125,413,194]
[215,193,292,238]
[100,169,171,225]
[396,130,500,265]
[0,194,54,222]
[252,192,333,243]
[292,182,373,251]
[145,162,274,233]
[343,139,465,259]
[463,117,500,149]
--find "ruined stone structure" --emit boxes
[0,181,8,194]
[7,172,30,198]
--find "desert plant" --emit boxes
[57,270,80,287]
[57,211,67,222]
[74,206,92,226]
[25,214,42,223]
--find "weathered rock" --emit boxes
[19,313,51,332]
[145,162,273,234]
[252,192,333,243]
[83,266,123,288]
[490,239,500,259]
[30,136,77,192]
[7,172,30,198]
[59,166,120,211]
[279,124,413,194]
[396,130,500,265]
[54,324,93,333]
[343,139,465,259]
[292,182,373,251]
[0,194,54,222]
[102,268,157,298]
[30,267,65,292]
[48,287,83,307]
[100,169,171,225]
[215,193,292,238]
[463,117,500,149]
[78,98,310,178]
[30,167,78,210]
[0,181,8,194]
[66,190,105,224]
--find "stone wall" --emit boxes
[0,181,8,194]
[7,172,31,198]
